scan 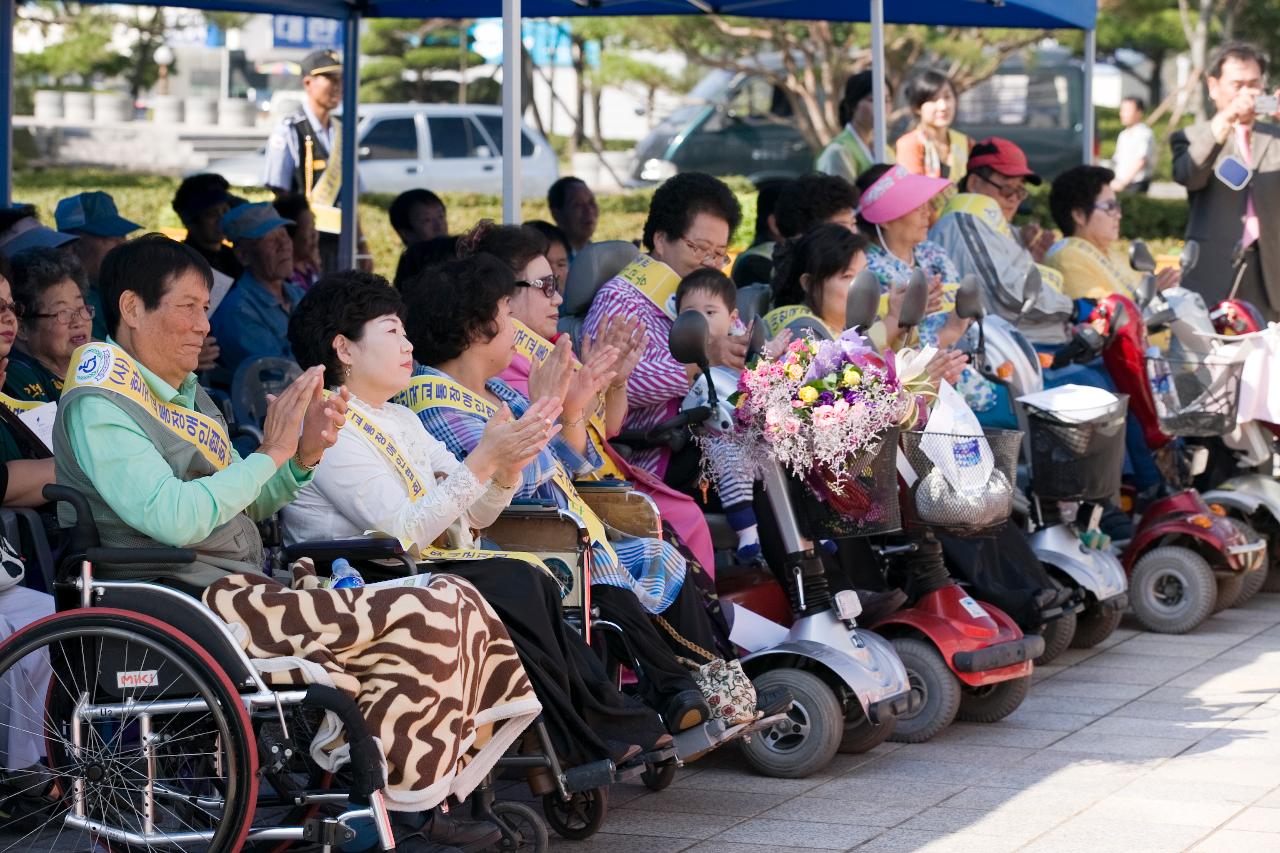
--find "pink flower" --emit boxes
[813,405,841,428]
[788,340,807,353]
[791,400,805,408]
[783,417,802,435]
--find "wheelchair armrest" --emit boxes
[284,538,406,563]
[86,546,197,566]
[572,481,662,540]
[484,505,590,554]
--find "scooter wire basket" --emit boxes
[790,428,901,539]
[899,429,1023,535]
[1145,354,1243,437]
[1025,394,1129,502]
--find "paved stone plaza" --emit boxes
[546,592,1280,853]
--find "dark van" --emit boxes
[630,49,1087,185]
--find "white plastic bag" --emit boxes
[913,382,1010,528]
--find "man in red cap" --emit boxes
[928,137,1076,345]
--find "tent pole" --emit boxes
[339,9,361,269]
[1082,27,1096,166]
[502,0,523,223]
[0,0,13,207]
[870,0,886,162]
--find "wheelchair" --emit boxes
[0,484,559,853]
[280,483,682,843]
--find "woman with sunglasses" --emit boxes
[466,221,736,651]
[1044,165,1180,301]
[5,247,95,403]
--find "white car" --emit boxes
[203,103,559,197]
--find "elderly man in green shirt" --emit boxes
[54,233,341,586]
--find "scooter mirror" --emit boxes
[846,269,882,330]
[1180,240,1200,274]
[898,268,930,330]
[954,274,985,320]
[1020,266,1043,316]
[669,309,712,369]
[1138,273,1157,307]
[1129,240,1157,274]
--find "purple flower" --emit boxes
[883,348,899,387]
[843,389,858,404]
[804,339,846,382]
[819,391,835,405]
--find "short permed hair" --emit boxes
[1049,165,1116,236]
[393,236,459,289]
[773,174,859,240]
[642,172,742,253]
[1208,41,1268,80]
[459,221,549,274]
[98,234,213,337]
[289,270,404,384]
[402,254,517,365]
[388,189,445,234]
[675,268,737,315]
[10,246,88,325]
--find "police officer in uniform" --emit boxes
[262,49,369,272]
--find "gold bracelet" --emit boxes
[293,451,320,472]
[562,412,589,428]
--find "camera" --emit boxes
[1256,94,1279,116]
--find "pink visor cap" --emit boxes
[856,164,952,224]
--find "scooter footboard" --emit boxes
[740,634,911,719]
[872,600,1037,688]
[1032,524,1129,605]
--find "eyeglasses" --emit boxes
[1092,200,1123,215]
[975,172,1029,202]
[680,237,731,269]
[515,274,559,299]
[30,304,95,325]
[0,300,23,318]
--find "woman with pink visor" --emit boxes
[854,163,997,413]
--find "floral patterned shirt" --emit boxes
[865,241,998,412]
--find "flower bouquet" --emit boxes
[732,328,935,533]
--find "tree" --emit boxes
[620,18,1046,151]
[1091,0,1184,107]
[359,19,486,104]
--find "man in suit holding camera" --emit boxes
[1172,41,1280,319]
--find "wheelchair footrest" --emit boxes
[670,718,728,761]
[563,759,618,792]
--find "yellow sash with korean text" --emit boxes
[0,393,42,413]
[341,400,554,575]
[616,255,681,320]
[763,304,833,339]
[510,319,623,480]
[63,342,232,471]
[396,374,622,566]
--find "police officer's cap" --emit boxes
[301,50,342,78]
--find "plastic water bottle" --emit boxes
[1147,345,1171,396]
[328,558,364,590]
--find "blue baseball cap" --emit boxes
[54,191,141,238]
[0,216,78,255]
[221,202,293,243]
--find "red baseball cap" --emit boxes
[967,137,1041,185]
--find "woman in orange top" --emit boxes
[895,69,971,184]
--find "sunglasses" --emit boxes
[1092,200,1123,215]
[976,172,1029,202]
[515,274,559,299]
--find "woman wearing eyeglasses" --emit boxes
[5,247,95,403]
[1044,165,1180,301]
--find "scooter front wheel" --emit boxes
[1034,609,1077,666]
[1213,572,1244,613]
[1070,604,1122,649]
[956,675,1030,723]
[839,706,896,754]
[738,668,842,779]
[886,637,961,744]
[1129,546,1216,634]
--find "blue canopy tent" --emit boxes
[0,0,1097,265]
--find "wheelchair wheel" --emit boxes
[641,760,677,791]
[0,610,257,853]
[542,786,608,840]
[492,801,550,852]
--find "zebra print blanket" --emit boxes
[203,569,542,812]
